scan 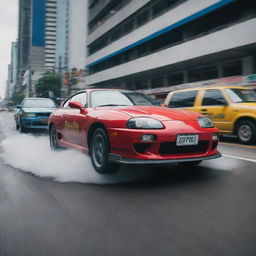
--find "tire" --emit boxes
[18,119,27,133]
[49,124,62,151]
[178,160,202,167]
[236,120,256,145]
[90,128,119,174]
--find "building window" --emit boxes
[188,65,218,82]
[123,18,134,35]
[110,28,122,42]
[151,76,164,88]
[222,60,242,77]
[167,72,184,85]
[136,10,149,27]
[135,79,149,89]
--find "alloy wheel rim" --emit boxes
[92,134,105,168]
[238,124,252,141]
[51,127,57,149]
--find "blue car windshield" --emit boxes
[23,99,56,108]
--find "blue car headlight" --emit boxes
[127,117,164,129]
[197,117,215,128]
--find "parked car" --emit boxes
[49,89,221,174]
[164,86,256,144]
[15,97,57,132]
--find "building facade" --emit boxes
[55,0,87,72]
[17,0,32,91]
[55,0,87,95]
[85,0,256,95]
[16,0,57,96]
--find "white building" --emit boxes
[85,0,256,96]
[55,0,87,72]
[44,0,57,69]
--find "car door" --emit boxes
[199,89,231,132]
[62,92,88,146]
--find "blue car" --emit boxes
[15,97,57,132]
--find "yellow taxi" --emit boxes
[164,86,256,144]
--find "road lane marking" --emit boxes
[222,154,256,163]
[220,142,256,149]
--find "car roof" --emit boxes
[168,85,250,93]
[24,97,53,100]
[71,88,137,94]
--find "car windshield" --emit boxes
[225,89,256,103]
[22,99,56,108]
[90,90,156,107]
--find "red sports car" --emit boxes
[49,89,221,173]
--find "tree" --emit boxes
[11,92,25,105]
[35,72,61,98]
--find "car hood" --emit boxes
[22,107,56,113]
[100,106,200,121]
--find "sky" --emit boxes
[0,0,19,99]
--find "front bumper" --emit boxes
[109,151,221,164]
[107,120,220,161]
[21,116,49,129]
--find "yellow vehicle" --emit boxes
[164,86,256,144]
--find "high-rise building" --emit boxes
[16,0,57,95]
[45,0,57,69]
[17,0,32,90]
[55,0,87,95]
[55,0,87,73]
[85,0,256,95]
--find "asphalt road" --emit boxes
[0,112,256,256]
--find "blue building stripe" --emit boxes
[87,0,235,68]
[32,0,46,47]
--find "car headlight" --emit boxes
[197,117,215,128]
[127,117,164,129]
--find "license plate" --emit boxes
[176,134,199,146]
[41,118,49,124]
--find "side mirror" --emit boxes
[161,103,167,107]
[68,101,87,114]
[69,101,83,110]
[16,105,21,109]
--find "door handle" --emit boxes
[201,109,208,112]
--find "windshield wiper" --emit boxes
[96,104,130,107]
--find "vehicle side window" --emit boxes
[63,98,71,108]
[70,92,87,107]
[168,91,198,108]
[202,90,227,106]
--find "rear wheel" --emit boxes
[178,160,202,167]
[50,124,62,150]
[90,128,119,174]
[236,120,256,145]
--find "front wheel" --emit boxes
[236,120,256,145]
[178,160,202,167]
[90,128,119,174]
[18,119,27,133]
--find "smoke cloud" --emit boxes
[0,133,152,184]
